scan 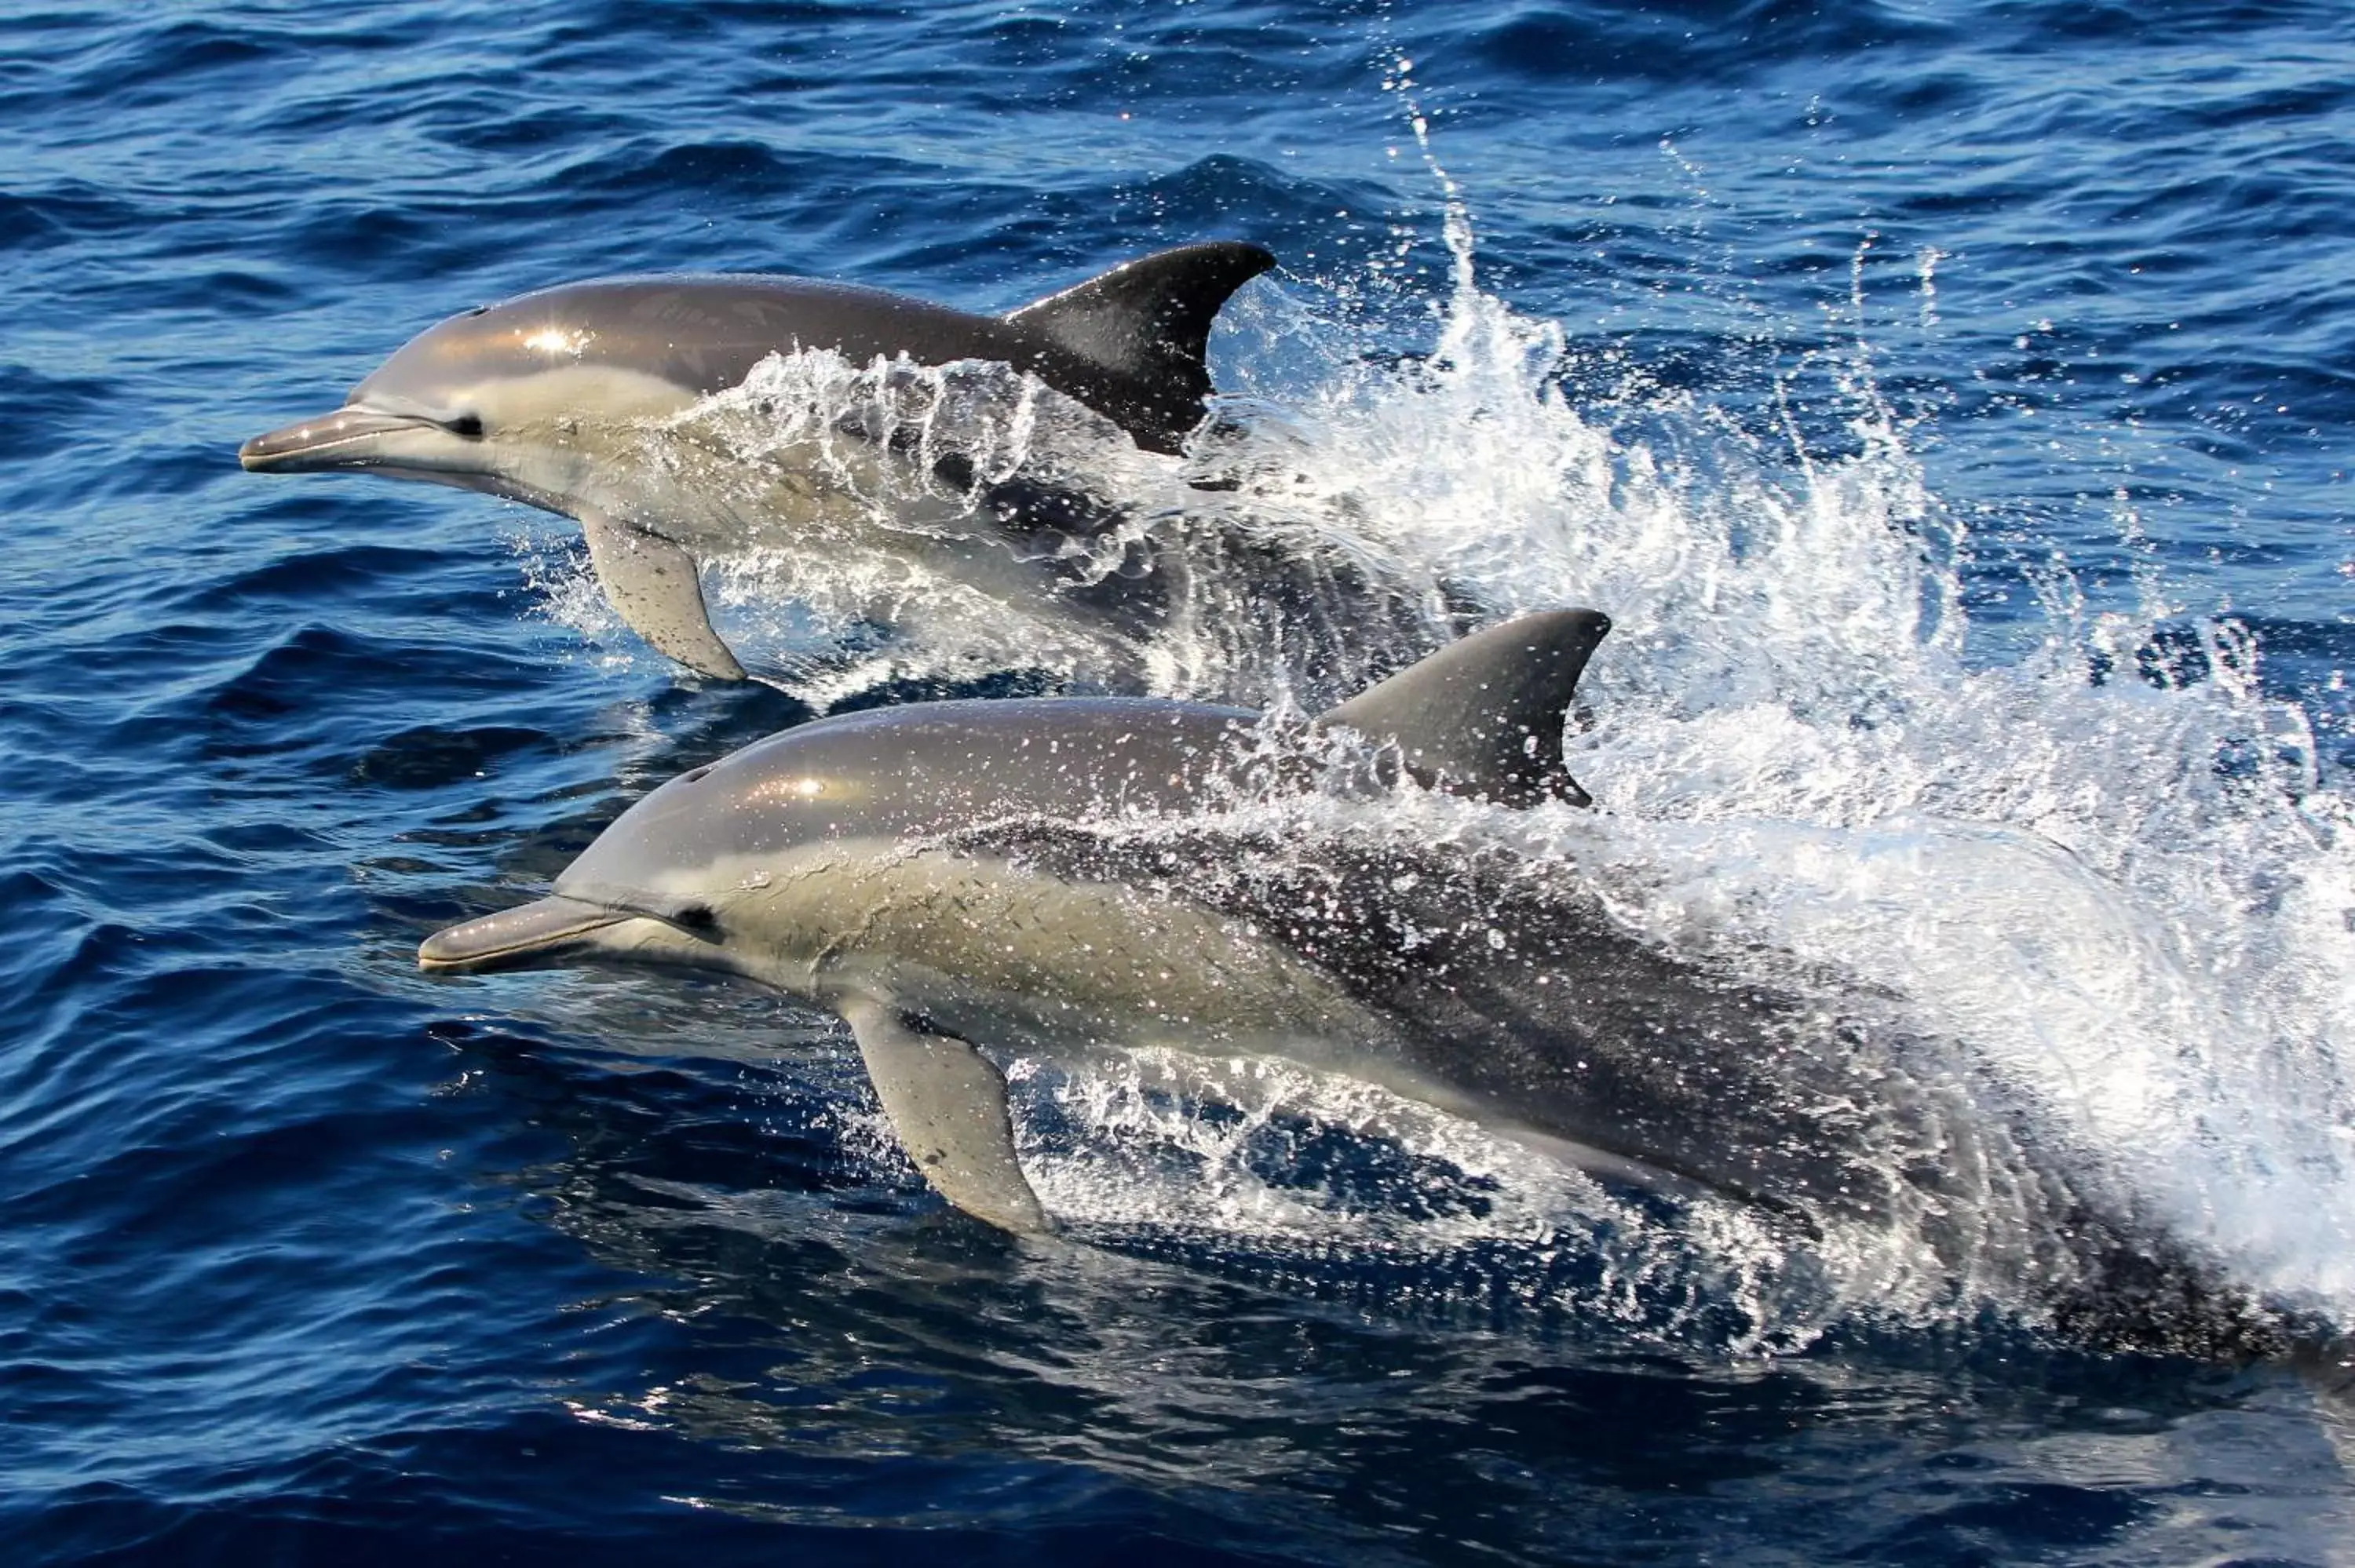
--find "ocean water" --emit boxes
[5,0,2355,1562]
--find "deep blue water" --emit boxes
[7,2,2355,1563]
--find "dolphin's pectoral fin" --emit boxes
[841,1001,1055,1236]
[575,507,748,681]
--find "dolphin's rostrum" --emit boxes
[242,242,1276,680]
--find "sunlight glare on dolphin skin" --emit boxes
[521,326,593,359]
[744,775,834,806]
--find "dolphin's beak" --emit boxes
[419,895,631,973]
[239,405,436,472]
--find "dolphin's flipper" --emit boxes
[1006,241,1276,455]
[575,508,748,681]
[842,1000,1055,1236]
[1315,609,1612,808]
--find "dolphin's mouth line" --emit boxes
[259,428,398,460]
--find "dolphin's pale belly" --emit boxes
[910,820,2006,1227]
[694,842,1787,1191]
[542,410,1150,635]
[557,419,955,554]
[718,845,1404,1064]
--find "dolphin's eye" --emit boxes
[446,413,485,439]
[671,903,719,934]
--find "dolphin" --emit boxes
[414,610,2309,1354]
[420,611,1614,1231]
[240,242,1276,681]
[414,611,1920,1231]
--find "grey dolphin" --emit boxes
[240,242,1276,681]
[417,611,1909,1231]
[414,610,2307,1353]
[422,611,1615,1231]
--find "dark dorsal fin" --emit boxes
[1006,241,1276,454]
[1314,611,1612,808]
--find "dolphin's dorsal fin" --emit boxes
[1006,241,1276,455]
[841,1000,1056,1236]
[1314,610,1612,808]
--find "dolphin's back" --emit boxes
[553,698,1256,910]
[354,276,1031,407]
[352,242,1276,453]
